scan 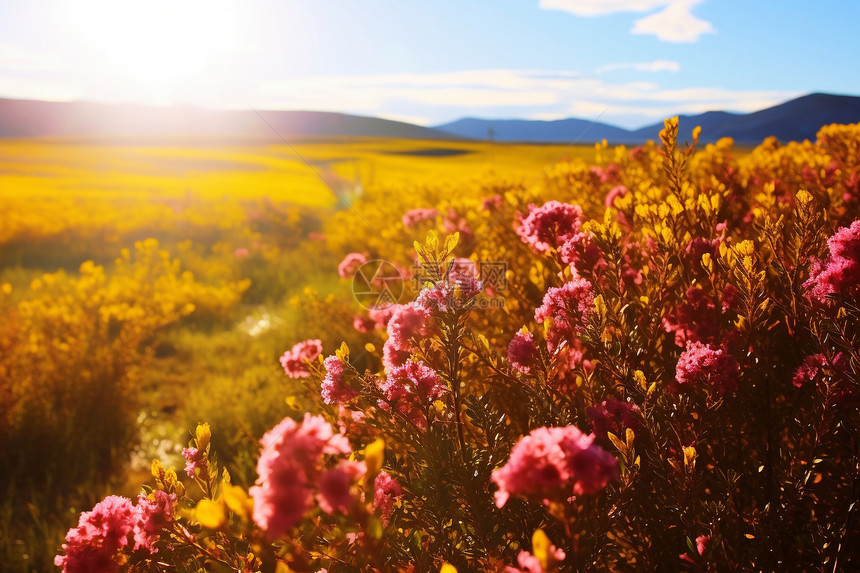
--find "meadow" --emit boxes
[3,124,860,572]
[0,135,592,570]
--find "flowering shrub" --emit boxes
[53,120,860,571]
[0,239,249,569]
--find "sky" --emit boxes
[0,0,858,129]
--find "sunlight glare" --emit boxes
[64,0,243,103]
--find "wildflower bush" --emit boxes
[54,120,860,572]
[0,239,249,568]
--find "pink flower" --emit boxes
[516,201,586,253]
[604,184,628,208]
[793,354,828,387]
[402,207,439,228]
[443,208,475,245]
[234,247,250,258]
[368,305,397,330]
[680,534,710,564]
[374,471,403,527]
[415,272,483,313]
[352,315,374,333]
[55,496,137,573]
[337,405,367,437]
[279,339,323,378]
[382,304,430,371]
[534,279,594,353]
[586,400,643,441]
[562,435,619,495]
[133,491,175,553]
[182,447,202,478]
[662,286,720,347]
[683,237,719,271]
[318,460,366,515]
[250,414,350,538]
[321,355,356,405]
[338,252,367,279]
[792,353,848,392]
[508,330,537,374]
[482,194,503,212]
[381,360,446,403]
[675,341,739,396]
[804,220,860,303]
[505,543,566,573]
[559,232,605,275]
[492,425,617,507]
[378,360,445,429]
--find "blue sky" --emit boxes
[0,0,858,128]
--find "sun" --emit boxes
[63,0,243,103]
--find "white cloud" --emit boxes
[0,44,57,72]
[540,0,715,43]
[631,0,715,42]
[256,69,799,129]
[0,75,80,101]
[377,113,432,127]
[539,0,671,17]
[597,60,681,73]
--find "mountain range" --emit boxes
[435,93,860,144]
[0,93,858,145]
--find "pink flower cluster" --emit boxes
[559,231,605,276]
[443,207,475,246]
[379,359,446,427]
[55,492,175,573]
[482,194,503,212]
[662,286,721,347]
[250,413,355,538]
[683,237,719,272]
[383,304,430,371]
[508,330,537,374]
[505,543,566,573]
[516,200,586,253]
[402,207,439,228]
[492,425,617,508]
[586,399,643,441]
[279,339,323,378]
[318,460,366,514]
[182,446,202,478]
[675,341,739,396]
[793,352,849,390]
[804,220,860,303]
[415,271,483,313]
[321,355,357,405]
[680,534,710,565]
[337,252,367,279]
[534,278,594,353]
[374,470,404,527]
[354,304,399,333]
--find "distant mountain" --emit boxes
[435,117,631,143]
[435,93,860,144]
[630,93,860,144]
[2,93,859,144]
[0,98,455,140]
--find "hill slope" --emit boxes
[0,98,456,140]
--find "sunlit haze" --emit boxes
[1,0,858,128]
